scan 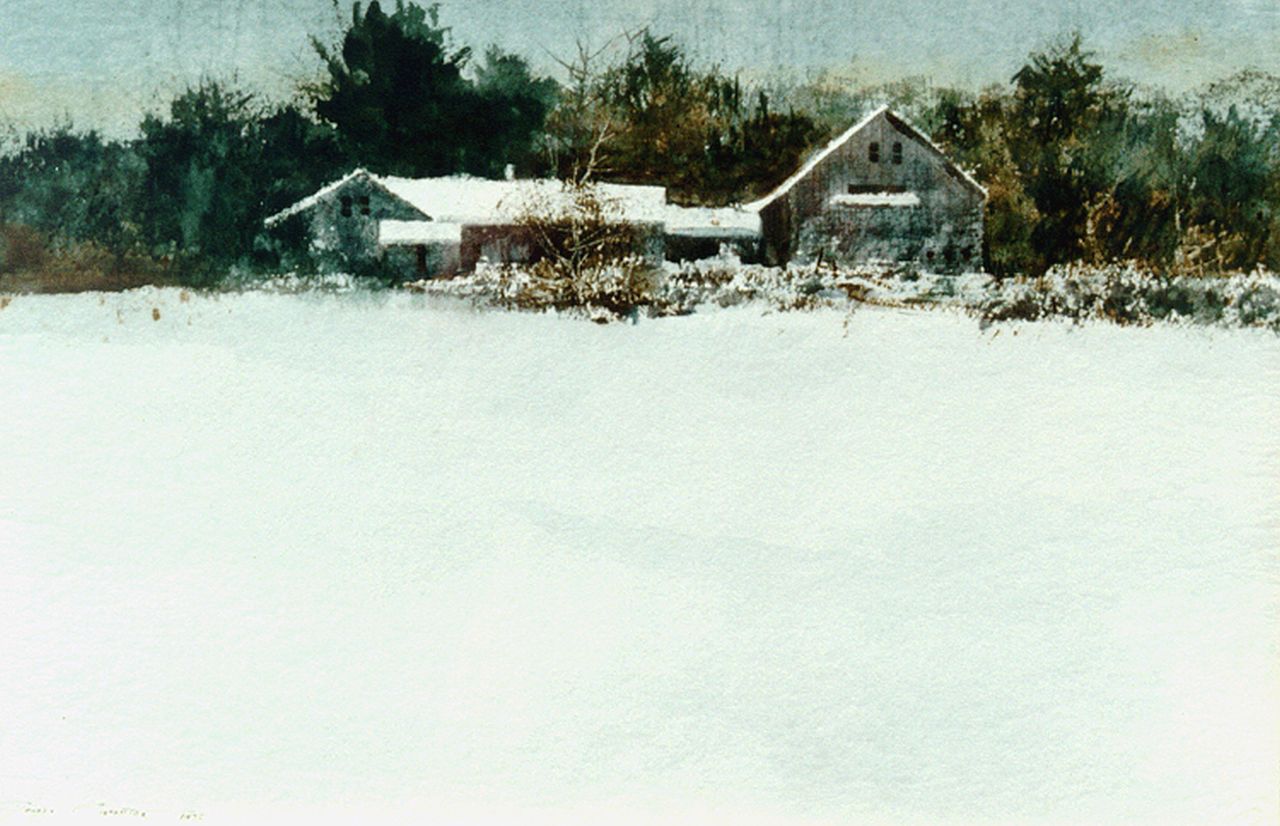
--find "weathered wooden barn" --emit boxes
[265,170,759,279]
[747,106,986,272]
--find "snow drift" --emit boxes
[0,289,1276,825]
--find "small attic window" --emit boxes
[868,142,881,163]
[849,184,906,194]
[892,142,903,165]
[340,196,353,218]
[359,195,371,216]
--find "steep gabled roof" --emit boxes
[744,106,986,212]
[263,169,404,227]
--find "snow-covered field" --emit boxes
[1,289,1277,825]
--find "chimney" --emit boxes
[504,163,515,181]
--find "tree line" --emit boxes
[1,0,1277,288]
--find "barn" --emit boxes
[264,109,984,280]
[748,106,986,273]
[264,170,761,279]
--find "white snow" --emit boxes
[377,219,463,246]
[664,204,762,237]
[0,289,1277,825]
[264,169,670,228]
[829,191,922,208]
[378,175,668,225]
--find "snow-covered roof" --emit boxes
[264,170,669,228]
[829,192,922,208]
[744,106,987,212]
[379,176,669,225]
[663,204,761,237]
[378,220,463,246]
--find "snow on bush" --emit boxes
[406,256,1280,331]
[977,263,1280,331]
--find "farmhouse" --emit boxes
[748,106,986,272]
[264,169,760,278]
[265,107,983,278]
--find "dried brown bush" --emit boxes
[0,223,171,294]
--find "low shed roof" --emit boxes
[663,204,762,237]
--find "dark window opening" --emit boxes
[359,195,371,216]
[868,142,880,163]
[892,142,903,165]
[926,250,936,261]
[848,184,906,194]
[415,245,428,274]
[340,196,353,218]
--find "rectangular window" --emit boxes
[340,196,353,218]
[359,195,371,216]
[416,245,428,274]
[892,142,903,164]
[868,142,880,163]
[849,184,906,194]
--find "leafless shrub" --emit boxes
[501,179,661,320]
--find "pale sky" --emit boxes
[1,0,1275,135]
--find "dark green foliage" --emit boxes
[2,17,1278,289]
[136,82,347,284]
[1183,107,1279,272]
[309,1,556,177]
[256,104,348,220]
[471,47,561,177]
[251,103,349,269]
[1007,34,1130,270]
[1083,99,1185,267]
[0,127,145,253]
[705,91,822,204]
[932,88,1039,277]
[135,83,264,284]
[930,34,1280,277]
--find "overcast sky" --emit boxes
[1,0,1276,135]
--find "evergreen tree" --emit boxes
[1006,33,1130,270]
[309,1,556,177]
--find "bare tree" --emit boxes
[542,36,628,184]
